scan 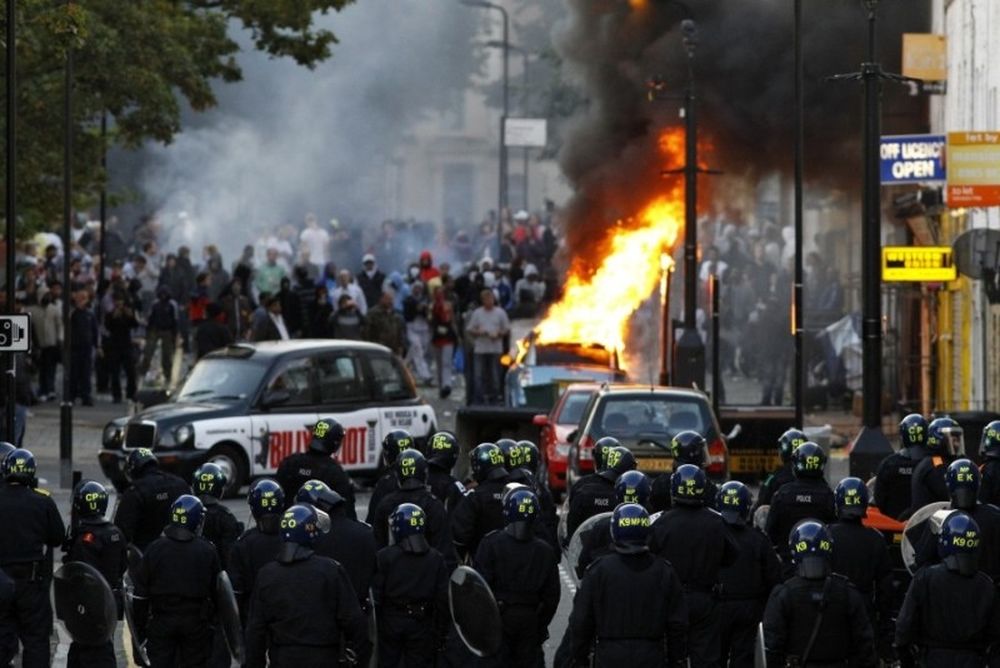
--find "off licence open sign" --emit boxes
[947,132,1000,207]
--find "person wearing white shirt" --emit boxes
[299,213,330,269]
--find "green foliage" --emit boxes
[0,0,354,232]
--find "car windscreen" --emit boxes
[534,343,612,367]
[175,358,268,402]
[590,394,716,441]
[557,391,595,426]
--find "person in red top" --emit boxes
[430,286,458,399]
[418,251,440,284]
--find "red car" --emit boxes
[533,383,600,499]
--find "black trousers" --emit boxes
[0,579,53,668]
[718,599,763,668]
[377,612,437,667]
[146,614,214,668]
[686,591,722,668]
[68,641,116,668]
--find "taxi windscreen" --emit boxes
[175,358,268,402]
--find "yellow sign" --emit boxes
[728,450,781,475]
[947,132,1000,207]
[902,33,947,82]
[881,246,957,282]
[637,457,673,473]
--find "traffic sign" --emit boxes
[881,246,957,283]
[504,118,547,148]
[0,314,31,352]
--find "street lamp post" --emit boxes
[485,40,531,211]
[793,0,805,428]
[60,0,74,488]
[5,0,18,438]
[460,0,509,260]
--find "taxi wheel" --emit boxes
[207,444,248,498]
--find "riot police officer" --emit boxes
[424,431,465,512]
[475,488,560,667]
[373,503,451,667]
[649,464,739,668]
[503,439,559,555]
[192,462,243,568]
[754,428,807,513]
[567,503,688,666]
[366,430,414,524]
[650,430,718,512]
[371,449,457,567]
[715,481,782,668]
[765,441,836,565]
[113,447,190,550]
[245,504,371,667]
[133,495,221,667]
[565,445,636,539]
[296,479,377,609]
[910,416,964,511]
[575,469,652,578]
[763,521,876,666]
[895,512,1000,667]
[0,449,65,668]
[978,420,1000,505]
[275,417,357,520]
[874,413,929,519]
[566,436,618,502]
[62,481,127,668]
[829,477,893,656]
[452,442,509,560]
[228,479,285,620]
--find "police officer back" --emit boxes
[564,436,617,504]
[715,481,782,668]
[575,470,651,578]
[754,429,807,513]
[649,430,719,512]
[765,441,835,566]
[275,417,357,520]
[63,481,126,668]
[567,503,689,666]
[228,479,285,620]
[649,464,739,668]
[365,430,412,524]
[978,420,1000,506]
[133,495,222,667]
[245,503,371,667]
[193,463,243,568]
[565,445,636,540]
[874,414,929,519]
[0,449,66,668]
[113,448,190,551]
[910,416,964,511]
[503,439,559,555]
[424,431,465,513]
[762,521,876,667]
[451,442,509,560]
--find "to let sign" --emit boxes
[882,246,957,283]
[947,132,1000,207]
[880,134,946,184]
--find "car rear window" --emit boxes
[534,343,612,367]
[589,394,716,441]
[557,391,594,426]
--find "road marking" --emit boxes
[53,621,69,667]
[123,622,139,668]
[558,563,577,596]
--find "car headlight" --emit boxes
[103,424,122,446]
[174,424,194,446]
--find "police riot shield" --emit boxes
[901,501,951,575]
[122,545,150,667]
[566,511,612,585]
[52,562,118,646]
[754,622,767,668]
[126,543,143,582]
[448,565,502,657]
[367,588,378,668]
[216,571,245,664]
[753,505,769,532]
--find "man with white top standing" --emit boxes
[299,213,330,271]
[466,289,510,405]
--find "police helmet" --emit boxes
[945,459,981,511]
[73,480,109,518]
[395,448,428,491]
[280,504,326,547]
[169,494,206,536]
[777,428,808,463]
[834,477,869,520]
[382,430,414,467]
[503,487,539,541]
[926,417,964,456]
[295,479,345,514]
[791,441,826,479]
[610,503,651,554]
[248,479,285,526]
[125,448,158,480]
[938,511,981,576]
[309,418,345,455]
[670,430,707,467]
[496,438,519,464]
[192,462,227,500]
[597,446,637,482]
[899,413,929,451]
[615,470,652,506]
[2,448,36,485]
[389,502,430,553]
[469,443,508,483]
[789,520,833,580]
[592,437,620,472]
[515,441,541,475]
[716,480,752,525]
[0,441,15,462]
[671,464,708,506]
[980,420,1000,460]
[426,431,459,470]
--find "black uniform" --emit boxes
[650,470,718,514]
[754,464,795,512]
[451,478,507,560]
[227,526,282,621]
[568,550,688,666]
[980,458,1000,506]
[649,506,740,668]
[717,523,782,668]
[373,544,450,667]
[765,479,836,563]
[372,488,457,569]
[63,517,127,668]
[874,447,925,520]
[895,563,1000,668]
[913,503,1000,582]
[475,530,560,667]
[565,475,615,540]
[910,454,953,512]
[427,466,465,514]
[133,526,222,667]
[366,472,399,525]
[201,497,243,569]
[763,573,876,667]
[575,516,613,579]
[113,468,190,550]
[829,519,893,648]
[275,450,357,520]
[0,484,66,668]
[245,547,371,668]
[314,512,378,607]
